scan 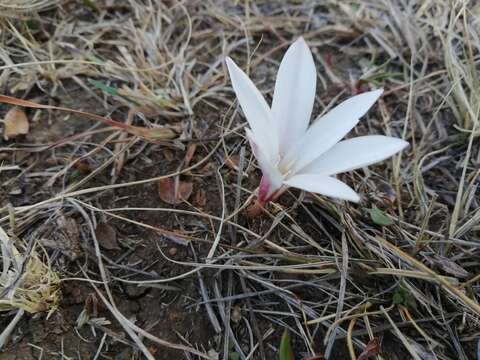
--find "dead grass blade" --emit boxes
[374,236,480,315]
[0,95,176,141]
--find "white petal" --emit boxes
[226,57,277,160]
[299,135,409,175]
[282,89,383,174]
[284,174,360,202]
[271,37,316,156]
[245,129,283,198]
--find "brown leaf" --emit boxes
[434,256,470,278]
[184,143,197,167]
[3,107,29,140]
[85,292,105,316]
[163,149,174,161]
[225,155,240,170]
[358,338,380,360]
[246,200,265,218]
[194,188,207,207]
[95,222,119,250]
[147,346,158,355]
[376,181,397,205]
[74,160,94,174]
[158,177,193,204]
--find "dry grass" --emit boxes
[0,0,479,359]
[0,226,59,348]
[0,0,59,15]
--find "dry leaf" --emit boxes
[358,338,380,360]
[147,346,158,355]
[74,160,94,174]
[85,292,105,316]
[225,155,240,170]
[158,177,193,204]
[194,188,207,207]
[3,107,29,140]
[434,256,470,278]
[95,222,119,250]
[184,143,197,167]
[246,200,265,218]
[376,181,397,204]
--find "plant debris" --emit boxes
[40,216,82,261]
[158,177,193,205]
[2,107,29,140]
[95,222,119,250]
[0,1,478,359]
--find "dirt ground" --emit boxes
[0,1,479,360]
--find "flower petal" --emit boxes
[284,174,360,202]
[226,57,278,161]
[299,135,409,175]
[245,129,283,200]
[282,89,383,174]
[271,37,316,156]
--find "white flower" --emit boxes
[226,37,408,204]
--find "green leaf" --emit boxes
[365,207,393,226]
[88,79,118,96]
[392,289,404,305]
[228,352,240,360]
[152,95,178,110]
[24,20,39,31]
[85,54,105,65]
[393,285,416,309]
[82,0,99,11]
[279,329,294,360]
[370,72,403,81]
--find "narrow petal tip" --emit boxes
[399,138,410,150]
[225,57,244,78]
[362,88,384,102]
[294,36,307,46]
[225,56,236,71]
[291,37,311,55]
[349,192,361,203]
[383,136,410,154]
